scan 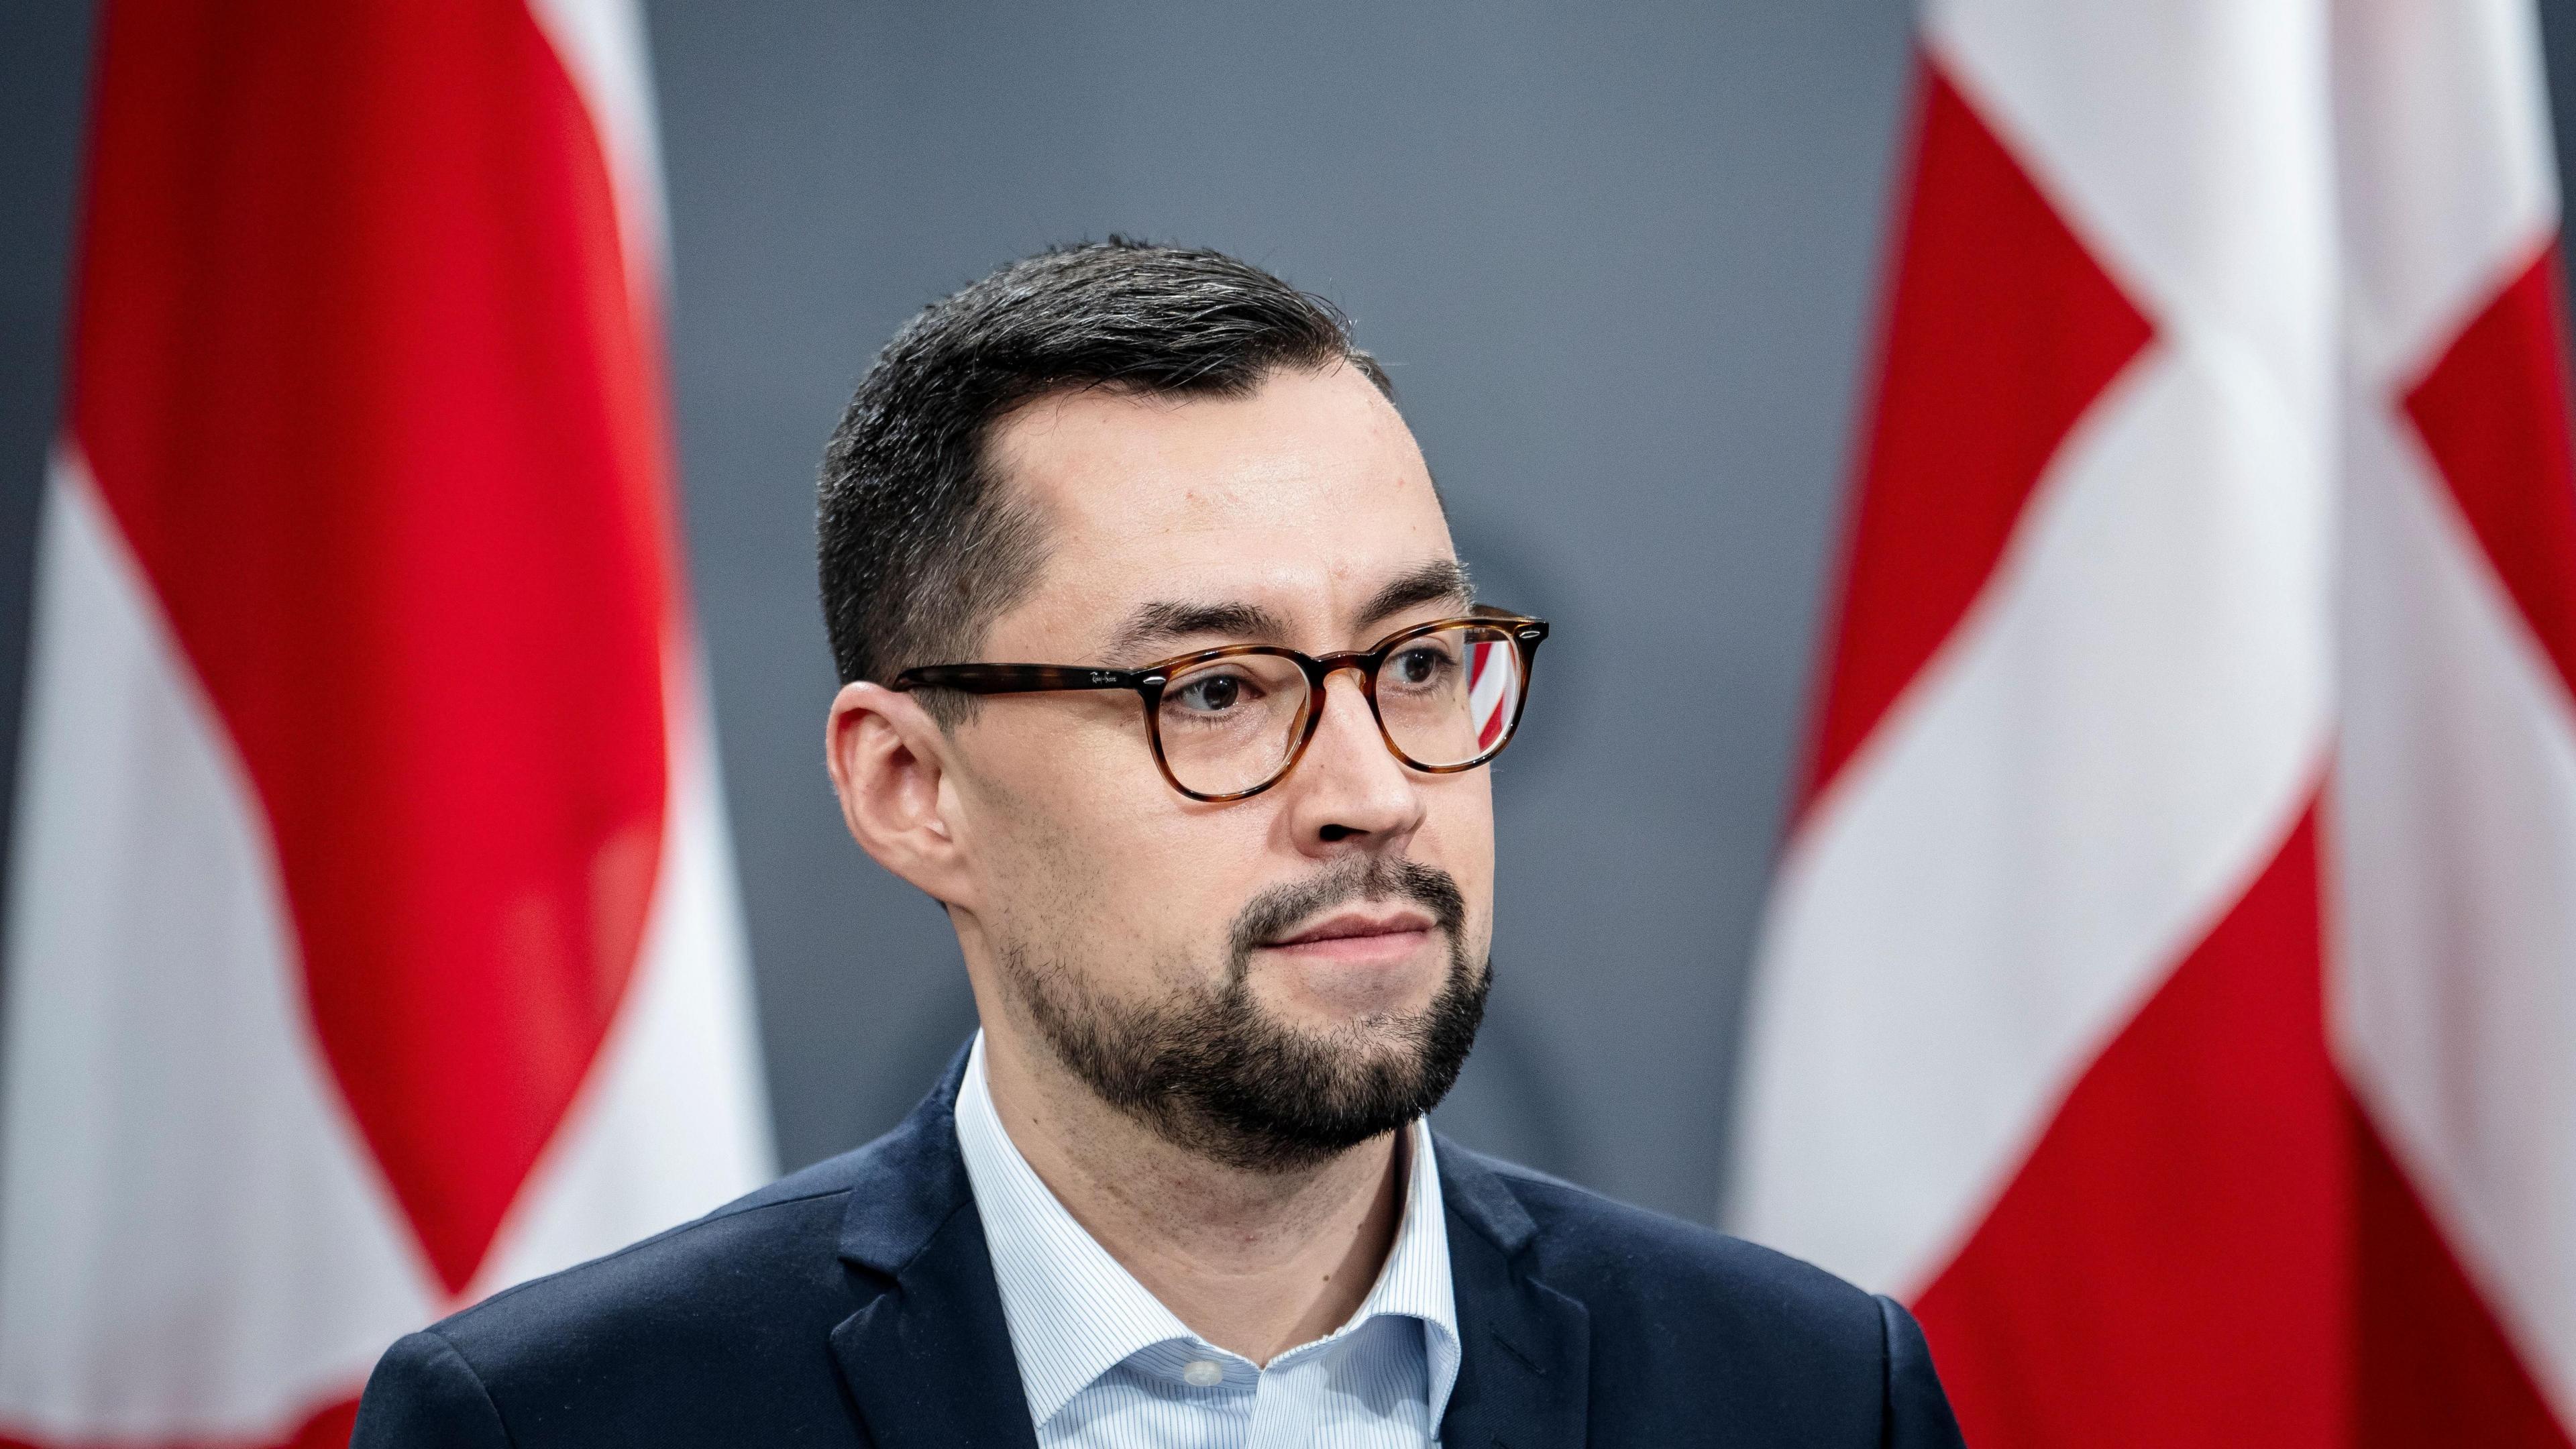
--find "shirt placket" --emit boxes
[1243,1340,1324,1449]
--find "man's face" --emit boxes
[943,364,1493,1168]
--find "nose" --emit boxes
[1281,667,1426,851]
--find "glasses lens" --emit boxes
[1377,624,1524,769]
[1156,652,1311,796]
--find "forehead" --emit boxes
[984,366,1456,651]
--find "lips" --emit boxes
[1264,907,1438,949]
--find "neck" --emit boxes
[976,1020,1408,1364]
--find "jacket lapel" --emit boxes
[824,1063,1592,1448]
[1437,1139,1592,1449]
[827,1048,1041,1449]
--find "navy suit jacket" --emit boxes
[352,1052,1966,1447]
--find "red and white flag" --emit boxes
[0,4,770,1446]
[1734,1,2576,1443]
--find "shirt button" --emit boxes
[1181,1358,1224,1387]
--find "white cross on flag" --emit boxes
[1735,1,2576,1443]
[0,3,771,1446]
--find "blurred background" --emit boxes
[11,0,2576,1226]
[4,0,1923,1222]
[12,5,2576,1447]
[15,0,2576,1217]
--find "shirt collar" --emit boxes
[953,1031,1461,1430]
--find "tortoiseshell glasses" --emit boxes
[894,613,1549,802]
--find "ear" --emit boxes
[826,681,977,908]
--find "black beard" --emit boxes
[1001,855,1489,1174]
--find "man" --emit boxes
[352,241,1965,1447]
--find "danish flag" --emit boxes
[1734,1,2576,1443]
[0,4,771,1446]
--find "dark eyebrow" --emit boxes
[1354,557,1475,630]
[1103,557,1475,663]
[1104,600,1293,662]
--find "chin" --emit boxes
[1250,936,1456,1025]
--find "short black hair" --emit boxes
[817,239,1393,712]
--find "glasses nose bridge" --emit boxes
[1307,647,1379,688]
[1283,649,1383,756]
[1303,649,1386,732]
[1289,649,1405,786]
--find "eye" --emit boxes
[1387,643,1456,688]
[1171,669,1258,714]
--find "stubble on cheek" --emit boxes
[972,780,1218,1026]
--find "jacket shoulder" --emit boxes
[1455,1142,1884,1334]
[1444,1142,1931,1446]
[449,1173,861,1346]
[354,1152,885,1447]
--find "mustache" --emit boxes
[1226,855,1468,970]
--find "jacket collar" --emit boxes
[827,1044,1039,1448]
[1435,1139,1594,1449]
[824,1044,1589,1448]
[832,1042,979,1275]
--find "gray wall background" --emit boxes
[7,3,2575,1227]
[651,3,1914,1223]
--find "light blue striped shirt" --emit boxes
[954,1034,1462,1448]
